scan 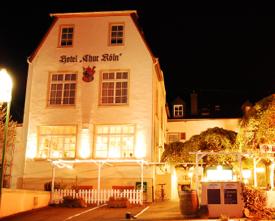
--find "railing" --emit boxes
[52,189,142,205]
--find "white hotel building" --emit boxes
[21,11,167,201]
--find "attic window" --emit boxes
[59,25,74,47]
[173,104,183,118]
[109,23,124,46]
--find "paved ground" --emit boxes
[137,200,183,220]
[0,200,251,221]
[137,200,248,221]
[0,203,146,221]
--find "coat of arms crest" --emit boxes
[82,66,96,82]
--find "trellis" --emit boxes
[189,150,275,193]
[189,151,243,193]
[49,159,155,205]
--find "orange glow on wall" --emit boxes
[26,134,37,159]
[79,129,91,158]
[135,132,146,158]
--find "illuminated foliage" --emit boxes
[237,94,275,152]
[161,127,237,165]
[0,106,17,187]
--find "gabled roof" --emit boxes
[28,10,163,82]
[50,10,137,18]
[171,96,186,105]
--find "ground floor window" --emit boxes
[95,124,135,158]
[37,125,77,159]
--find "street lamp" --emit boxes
[0,68,12,203]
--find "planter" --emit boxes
[107,197,129,208]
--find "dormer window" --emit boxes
[109,23,124,46]
[173,104,183,118]
[59,25,74,47]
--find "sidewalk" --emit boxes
[136,200,182,220]
[135,200,248,221]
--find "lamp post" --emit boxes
[0,68,12,205]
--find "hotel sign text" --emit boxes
[59,53,122,64]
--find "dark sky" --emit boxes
[0,1,275,122]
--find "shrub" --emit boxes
[107,197,129,208]
[44,181,61,191]
[62,196,87,208]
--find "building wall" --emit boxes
[0,188,50,218]
[167,118,240,142]
[22,11,165,198]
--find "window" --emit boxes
[168,132,186,143]
[48,73,77,106]
[173,104,184,118]
[37,126,77,159]
[100,71,128,105]
[95,125,135,158]
[59,26,74,47]
[109,24,124,45]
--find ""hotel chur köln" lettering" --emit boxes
[59,53,122,64]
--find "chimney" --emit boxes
[190,91,198,115]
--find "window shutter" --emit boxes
[180,132,186,140]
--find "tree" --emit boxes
[237,94,275,187]
[162,127,237,166]
[0,106,17,188]
[237,94,275,152]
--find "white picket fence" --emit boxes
[52,189,142,205]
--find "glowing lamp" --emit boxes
[206,165,233,181]
[256,167,265,173]
[0,69,12,103]
[242,169,251,179]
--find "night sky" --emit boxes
[0,1,275,122]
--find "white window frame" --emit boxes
[109,23,124,46]
[94,125,135,159]
[59,25,74,47]
[48,72,77,106]
[168,132,186,144]
[173,104,184,118]
[100,71,129,105]
[37,125,77,159]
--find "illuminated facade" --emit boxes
[21,11,167,201]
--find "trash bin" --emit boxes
[179,190,199,218]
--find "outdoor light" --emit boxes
[0,68,13,204]
[256,167,265,173]
[0,69,12,103]
[206,165,233,181]
[242,169,251,179]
